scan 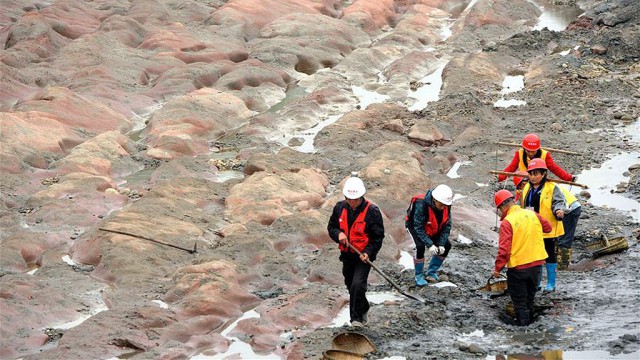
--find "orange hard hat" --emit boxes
[494,189,514,207]
[521,133,541,151]
[513,170,528,188]
[527,158,548,171]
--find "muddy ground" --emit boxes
[0,0,639,359]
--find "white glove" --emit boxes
[428,245,439,256]
[437,246,445,255]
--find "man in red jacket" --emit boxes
[493,190,551,326]
[327,174,385,328]
[497,133,576,182]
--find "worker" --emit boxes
[556,187,582,271]
[327,173,385,327]
[405,184,453,286]
[497,133,576,182]
[512,170,529,201]
[520,158,567,292]
[493,189,551,326]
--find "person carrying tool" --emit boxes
[520,158,567,292]
[493,189,551,326]
[405,184,453,286]
[327,173,385,327]
[497,133,576,182]
[512,170,529,201]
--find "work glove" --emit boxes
[428,245,439,256]
[437,246,445,255]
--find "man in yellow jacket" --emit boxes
[493,190,552,326]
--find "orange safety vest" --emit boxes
[503,206,548,268]
[339,201,371,253]
[518,148,548,172]
[406,194,450,238]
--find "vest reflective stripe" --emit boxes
[338,201,371,253]
[503,206,548,268]
[521,181,565,238]
[406,194,449,237]
[518,149,548,172]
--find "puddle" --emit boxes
[568,121,640,222]
[352,85,390,110]
[486,349,639,359]
[328,292,404,328]
[430,281,457,288]
[494,75,527,108]
[447,161,472,179]
[192,310,280,359]
[283,114,342,153]
[214,170,244,183]
[407,61,448,111]
[398,250,414,271]
[476,182,489,187]
[532,0,584,31]
[453,193,466,202]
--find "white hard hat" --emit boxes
[343,176,366,199]
[432,184,453,205]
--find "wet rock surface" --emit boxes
[1,0,639,359]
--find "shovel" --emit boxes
[346,242,425,303]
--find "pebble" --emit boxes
[467,343,486,354]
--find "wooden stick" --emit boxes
[99,227,198,253]
[495,141,580,156]
[489,170,589,189]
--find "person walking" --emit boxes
[327,174,385,327]
[497,133,576,182]
[520,158,567,292]
[493,190,551,326]
[556,187,582,271]
[405,184,454,286]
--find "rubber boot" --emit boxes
[557,247,572,271]
[414,262,427,287]
[544,263,557,292]
[425,256,444,283]
[537,267,543,291]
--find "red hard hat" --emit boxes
[513,170,528,188]
[521,133,541,151]
[527,158,548,171]
[494,189,514,207]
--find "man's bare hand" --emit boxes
[338,232,348,245]
[360,253,369,263]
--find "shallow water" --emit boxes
[494,75,527,108]
[532,0,584,31]
[407,61,448,111]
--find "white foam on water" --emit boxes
[447,161,472,179]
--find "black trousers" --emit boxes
[342,254,371,323]
[544,237,558,263]
[507,265,542,326]
[558,206,581,248]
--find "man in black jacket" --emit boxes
[327,174,385,327]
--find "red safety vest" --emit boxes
[338,201,371,253]
[406,194,449,237]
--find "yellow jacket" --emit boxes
[521,181,565,238]
[503,206,548,268]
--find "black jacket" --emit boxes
[327,198,385,261]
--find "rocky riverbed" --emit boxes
[1,0,639,359]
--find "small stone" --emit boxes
[550,122,563,132]
[412,342,421,347]
[383,169,391,175]
[467,343,486,354]
[590,44,607,54]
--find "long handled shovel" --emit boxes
[346,242,425,304]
